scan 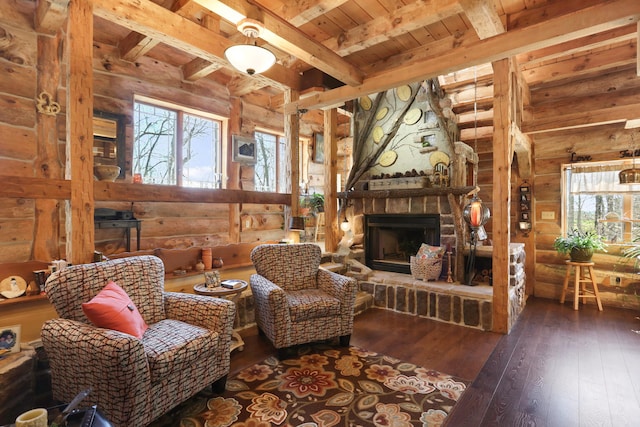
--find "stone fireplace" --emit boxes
[365,214,440,274]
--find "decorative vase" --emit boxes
[195,260,205,272]
[202,248,212,270]
[212,257,224,268]
[570,247,593,262]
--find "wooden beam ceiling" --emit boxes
[192,0,365,86]
[92,0,301,90]
[285,0,640,113]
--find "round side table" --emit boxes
[194,280,248,352]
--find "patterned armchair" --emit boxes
[250,243,357,357]
[41,256,235,427]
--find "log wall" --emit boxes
[0,3,301,263]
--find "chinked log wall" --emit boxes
[0,10,321,264]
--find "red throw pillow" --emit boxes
[82,281,148,339]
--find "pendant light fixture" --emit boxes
[224,19,276,76]
[619,134,640,184]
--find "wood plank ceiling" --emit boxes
[43,0,640,142]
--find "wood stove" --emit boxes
[365,214,440,274]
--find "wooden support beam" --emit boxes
[93,0,301,90]
[66,0,95,265]
[0,175,292,205]
[35,0,69,34]
[285,89,301,219]
[324,109,338,252]
[228,97,242,243]
[34,31,63,262]
[181,15,223,81]
[286,0,640,113]
[192,0,364,86]
[491,57,515,334]
[459,0,505,40]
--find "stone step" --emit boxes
[354,290,373,315]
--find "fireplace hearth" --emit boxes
[365,214,440,274]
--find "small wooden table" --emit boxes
[194,280,248,352]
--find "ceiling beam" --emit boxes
[35,0,69,34]
[119,0,198,62]
[192,0,364,86]
[92,0,301,90]
[459,0,505,40]
[323,0,463,57]
[181,14,224,81]
[285,0,640,113]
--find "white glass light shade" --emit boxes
[340,219,350,232]
[224,44,276,75]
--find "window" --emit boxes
[254,130,286,193]
[133,98,226,188]
[562,160,640,244]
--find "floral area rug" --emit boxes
[149,345,468,427]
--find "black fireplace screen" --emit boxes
[365,214,440,274]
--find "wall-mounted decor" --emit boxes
[518,182,532,235]
[232,135,257,163]
[312,132,324,163]
[0,324,20,357]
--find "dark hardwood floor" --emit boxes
[233,297,640,427]
[447,297,640,426]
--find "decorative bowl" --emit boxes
[94,165,121,181]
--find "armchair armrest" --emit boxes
[317,268,358,308]
[250,274,288,313]
[164,292,235,333]
[41,318,150,407]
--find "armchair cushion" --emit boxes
[142,319,218,383]
[82,281,148,338]
[287,289,341,321]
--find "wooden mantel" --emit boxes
[337,186,476,199]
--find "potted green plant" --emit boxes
[553,229,607,262]
[299,196,312,216]
[309,193,325,213]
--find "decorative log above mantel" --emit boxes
[338,186,476,200]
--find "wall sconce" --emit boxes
[462,194,491,286]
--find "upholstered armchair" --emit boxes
[41,255,235,427]
[250,243,357,357]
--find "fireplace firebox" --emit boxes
[365,214,440,274]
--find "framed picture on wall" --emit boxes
[232,135,257,164]
[312,132,324,163]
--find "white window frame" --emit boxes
[133,95,228,188]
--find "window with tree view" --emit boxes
[254,130,286,193]
[133,99,225,188]
[563,160,640,244]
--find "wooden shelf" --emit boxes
[0,293,47,306]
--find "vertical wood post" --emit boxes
[324,109,338,251]
[491,57,515,334]
[65,0,94,265]
[34,32,63,262]
[228,97,242,243]
[285,90,300,221]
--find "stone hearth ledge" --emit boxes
[367,270,493,300]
